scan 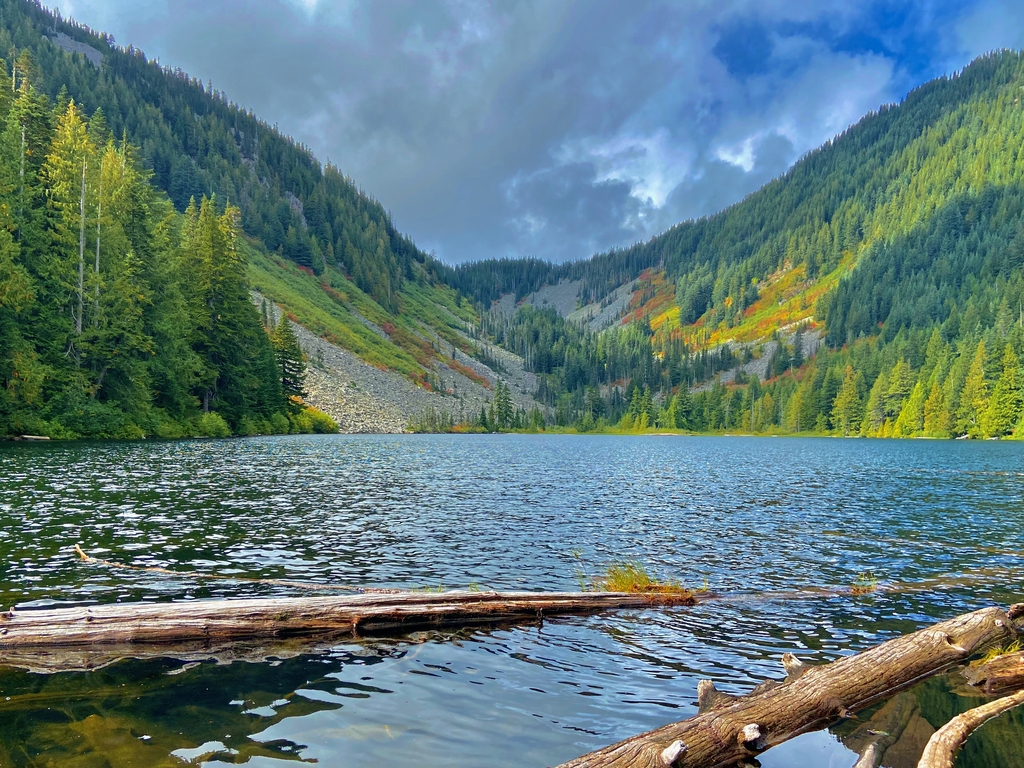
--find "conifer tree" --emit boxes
[41,99,93,361]
[885,359,913,420]
[494,380,514,429]
[922,380,951,437]
[831,365,862,436]
[982,345,1021,437]
[894,381,926,436]
[273,315,306,410]
[861,370,888,436]
[671,388,692,430]
[957,340,989,437]
[760,392,775,430]
[183,196,282,425]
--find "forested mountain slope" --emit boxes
[0,0,444,309]
[0,0,540,437]
[0,89,313,438]
[445,51,1024,438]
[5,0,1024,440]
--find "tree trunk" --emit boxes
[557,604,1022,768]
[18,126,24,229]
[0,590,695,657]
[93,174,101,326]
[76,158,86,336]
[916,688,1024,768]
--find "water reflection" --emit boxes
[833,674,1024,767]
[1,435,1023,766]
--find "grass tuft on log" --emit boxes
[592,561,694,599]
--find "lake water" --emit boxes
[0,434,1022,767]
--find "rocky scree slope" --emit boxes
[256,294,541,433]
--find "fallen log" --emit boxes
[962,648,1024,694]
[0,589,695,654]
[917,688,1024,768]
[557,604,1023,768]
[0,625,484,674]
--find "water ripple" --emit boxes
[0,434,1022,767]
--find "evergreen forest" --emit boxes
[3,0,1024,441]
[0,52,336,437]
[438,51,1024,439]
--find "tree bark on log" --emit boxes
[916,688,1024,768]
[962,649,1024,694]
[557,604,1022,768]
[0,590,695,653]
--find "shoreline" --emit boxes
[4,428,1022,444]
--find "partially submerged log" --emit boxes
[0,590,695,656]
[962,648,1024,694]
[557,604,1023,768]
[0,626,481,674]
[917,688,1024,768]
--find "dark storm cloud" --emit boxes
[61,0,1024,264]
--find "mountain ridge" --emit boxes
[0,0,556,437]
[445,50,1024,437]
[4,0,1024,439]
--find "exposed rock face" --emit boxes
[693,328,823,392]
[523,279,584,317]
[567,280,637,331]
[253,292,543,433]
[284,192,308,229]
[492,278,636,332]
[46,32,103,68]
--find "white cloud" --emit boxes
[951,0,1024,61]
[47,0,989,263]
[771,51,895,149]
[715,134,760,173]
[558,129,695,208]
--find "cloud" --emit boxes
[57,0,1002,264]
[950,0,1024,61]
[557,130,695,208]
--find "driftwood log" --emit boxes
[557,604,1023,768]
[917,688,1024,768]
[0,590,694,654]
[962,648,1024,694]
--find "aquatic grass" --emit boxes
[851,570,879,595]
[978,639,1023,664]
[411,584,447,593]
[593,560,693,597]
[569,549,591,592]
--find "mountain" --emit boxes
[0,0,540,438]
[447,51,1024,438]
[4,0,1024,440]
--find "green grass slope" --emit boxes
[246,240,484,390]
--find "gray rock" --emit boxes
[253,292,545,433]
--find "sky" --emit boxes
[56,0,1024,265]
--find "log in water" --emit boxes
[557,604,1023,768]
[917,688,1024,768]
[962,648,1024,694]
[0,590,696,651]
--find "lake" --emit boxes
[1,434,1022,767]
